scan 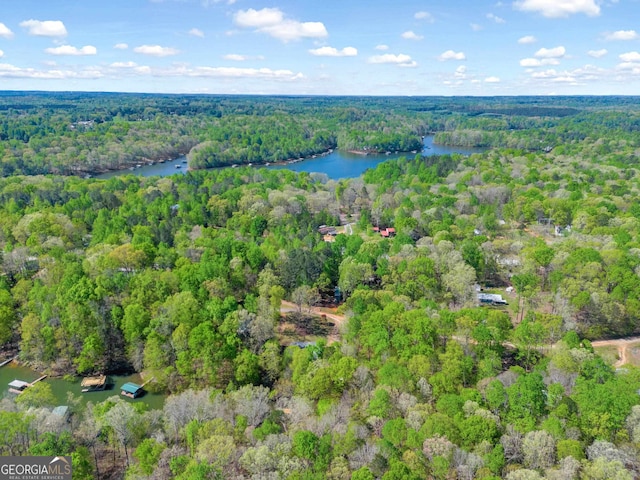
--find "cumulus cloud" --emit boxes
[234,7,327,42]
[439,50,466,61]
[513,0,600,18]
[134,45,180,57]
[619,51,640,62]
[368,53,417,67]
[0,50,3,58]
[605,30,638,41]
[0,63,103,79]
[588,49,608,58]
[309,46,357,57]
[45,45,97,56]
[224,54,249,61]
[114,43,129,50]
[401,30,423,40]
[454,65,467,78]
[470,23,483,31]
[222,53,264,62]
[110,61,138,68]
[187,66,303,80]
[189,28,205,38]
[414,11,435,22]
[485,76,501,82]
[535,46,566,58]
[518,35,537,44]
[520,57,560,66]
[375,44,389,51]
[526,64,607,84]
[0,23,13,39]
[20,19,67,37]
[486,13,506,24]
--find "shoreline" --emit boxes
[76,153,191,177]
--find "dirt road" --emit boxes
[591,336,640,368]
[280,300,347,344]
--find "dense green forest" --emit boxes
[5,92,640,175]
[2,94,640,479]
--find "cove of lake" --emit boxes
[0,362,166,410]
[95,135,488,181]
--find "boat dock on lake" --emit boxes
[8,374,47,394]
[81,375,108,392]
[121,382,144,398]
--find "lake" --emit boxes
[0,361,166,410]
[95,136,487,181]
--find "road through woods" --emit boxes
[280,300,347,344]
[591,336,640,368]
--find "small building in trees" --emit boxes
[478,293,508,305]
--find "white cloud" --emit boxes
[222,53,264,62]
[520,58,541,66]
[527,64,607,84]
[45,45,97,56]
[0,23,13,39]
[588,49,608,58]
[189,28,205,38]
[234,7,283,27]
[535,46,566,58]
[414,11,435,22]
[518,35,537,44]
[368,53,417,67]
[486,13,506,23]
[619,51,640,62]
[187,66,303,80]
[224,54,249,61]
[470,23,483,31]
[0,50,3,58]
[605,30,638,41]
[454,65,467,78]
[110,61,138,68]
[114,43,129,50]
[20,19,67,37]
[234,7,327,42]
[485,76,501,82]
[0,63,103,79]
[520,57,560,66]
[134,45,180,57]
[309,46,357,57]
[375,44,389,51]
[438,50,466,61]
[401,30,423,40]
[513,0,600,18]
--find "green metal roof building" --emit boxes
[120,382,143,398]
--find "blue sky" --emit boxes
[1,0,640,95]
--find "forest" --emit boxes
[1,94,640,479]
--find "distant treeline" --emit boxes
[2,92,640,175]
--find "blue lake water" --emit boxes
[95,136,487,181]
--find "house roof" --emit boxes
[52,406,69,417]
[121,382,142,394]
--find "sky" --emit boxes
[1,0,640,95]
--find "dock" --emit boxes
[140,377,155,388]
[30,375,47,386]
[0,356,16,368]
[121,382,144,399]
[81,375,108,393]
[8,375,48,395]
